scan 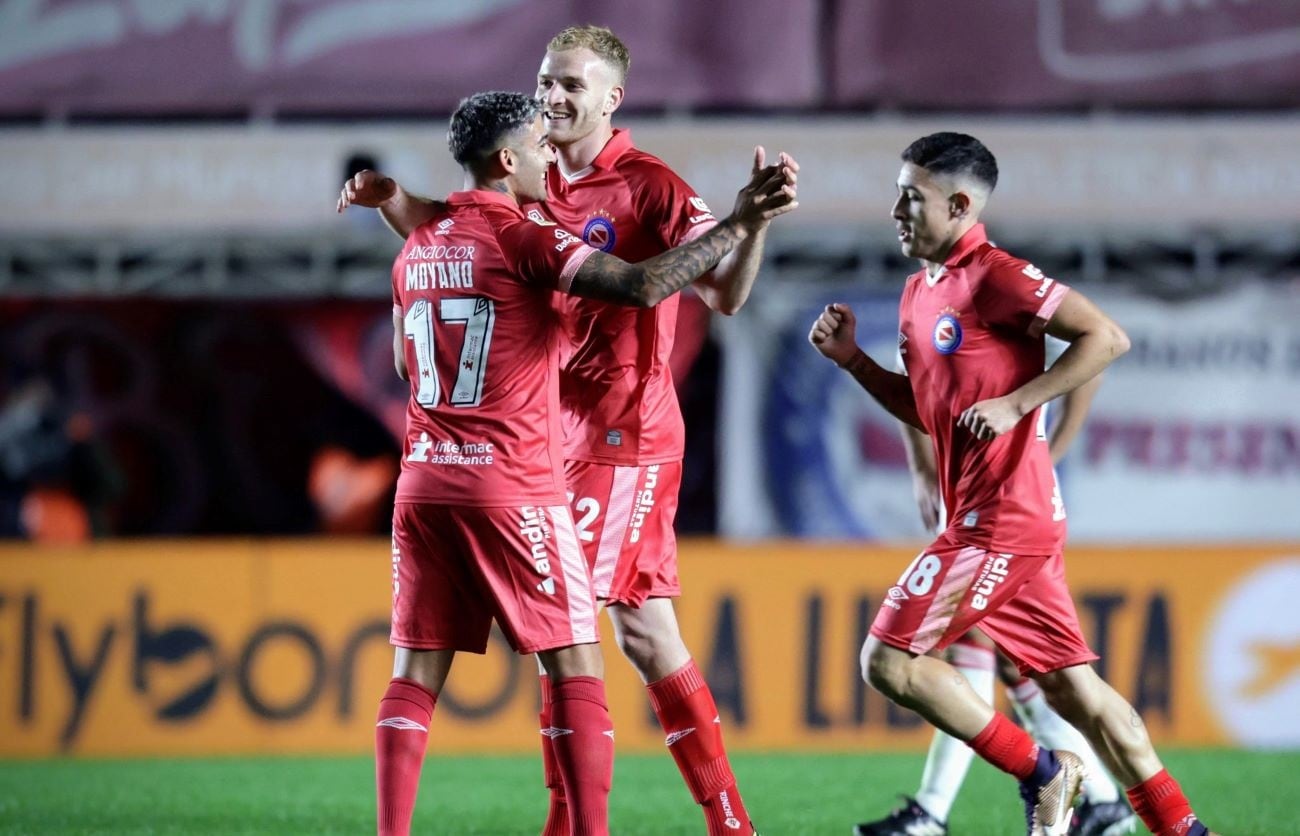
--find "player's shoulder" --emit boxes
[968,242,1036,285]
[615,147,691,191]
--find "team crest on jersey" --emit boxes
[932,313,963,355]
[582,212,617,252]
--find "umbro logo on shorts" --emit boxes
[540,726,574,738]
[376,717,428,732]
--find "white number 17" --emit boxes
[403,297,496,408]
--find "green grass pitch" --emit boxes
[1,749,1295,834]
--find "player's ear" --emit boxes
[604,84,624,116]
[949,190,972,220]
[493,145,517,176]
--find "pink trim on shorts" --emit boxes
[550,505,598,645]
[949,640,996,670]
[591,465,639,598]
[910,546,986,653]
[557,246,597,293]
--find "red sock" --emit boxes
[538,674,570,836]
[968,712,1039,780]
[1126,769,1200,835]
[375,677,436,836]
[647,660,753,835]
[549,676,614,836]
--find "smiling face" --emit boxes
[504,115,555,203]
[892,162,966,264]
[535,46,622,151]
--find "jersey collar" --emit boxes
[590,128,634,171]
[942,223,988,268]
[447,189,524,215]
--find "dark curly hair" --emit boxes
[447,91,542,169]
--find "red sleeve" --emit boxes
[499,217,597,293]
[628,162,718,249]
[972,253,1071,338]
[392,240,406,317]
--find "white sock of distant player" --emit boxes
[914,642,996,823]
[1007,678,1122,803]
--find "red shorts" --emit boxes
[564,459,682,608]
[870,533,1097,675]
[389,502,599,655]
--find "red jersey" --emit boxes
[543,129,718,465]
[392,190,597,506]
[897,224,1071,554]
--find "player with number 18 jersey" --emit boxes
[873,223,1095,673]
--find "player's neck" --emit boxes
[468,174,520,205]
[555,124,615,178]
[924,220,979,275]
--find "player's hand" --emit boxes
[336,170,397,213]
[730,146,799,231]
[912,469,941,531]
[808,303,860,366]
[958,396,1024,441]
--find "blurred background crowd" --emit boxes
[1,0,1296,545]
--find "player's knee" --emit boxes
[614,627,656,671]
[861,637,907,699]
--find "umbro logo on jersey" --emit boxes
[541,727,574,738]
[537,577,556,595]
[527,209,556,226]
[435,218,454,236]
[888,586,909,601]
[377,717,428,732]
[664,728,696,746]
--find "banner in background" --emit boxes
[2,540,1297,756]
[3,117,1298,234]
[1,1,1293,115]
[0,0,818,115]
[719,283,1300,542]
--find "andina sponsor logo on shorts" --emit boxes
[970,554,1013,611]
[519,506,556,592]
[628,465,660,544]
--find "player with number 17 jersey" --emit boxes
[393,190,597,508]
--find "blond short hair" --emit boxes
[547,25,630,84]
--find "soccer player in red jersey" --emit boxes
[376,90,796,836]
[857,352,1136,836]
[341,26,795,836]
[809,132,1216,836]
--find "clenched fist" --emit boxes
[808,303,860,366]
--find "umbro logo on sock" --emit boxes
[665,728,696,746]
[376,717,427,732]
[602,729,615,739]
[540,727,574,738]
